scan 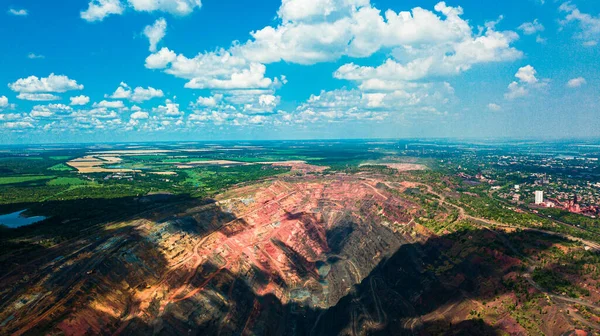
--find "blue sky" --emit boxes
[0,0,599,144]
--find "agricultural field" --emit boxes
[0,141,391,206]
[0,175,54,185]
[48,163,74,171]
[46,177,90,186]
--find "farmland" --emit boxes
[0,175,54,185]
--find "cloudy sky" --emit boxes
[0,0,599,143]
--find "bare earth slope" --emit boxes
[0,175,593,335]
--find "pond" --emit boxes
[0,210,47,228]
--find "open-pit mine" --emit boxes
[0,175,416,334]
[1,173,595,335]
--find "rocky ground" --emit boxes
[0,174,597,335]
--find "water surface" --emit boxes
[0,210,47,228]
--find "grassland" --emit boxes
[47,177,90,186]
[160,158,212,163]
[0,142,388,205]
[182,165,290,196]
[48,163,74,171]
[0,175,54,185]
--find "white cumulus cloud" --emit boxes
[30,104,73,118]
[278,0,369,23]
[16,93,61,101]
[144,18,167,52]
[81,0,124,22]
[4,122,33,129]
[145,47,177,69]
[515,65,538,84]
[70,95,91,105]
[93,100,125,109]
[81,0,201,22]
[128,0,201,16]
[9,73,84,93]
[146,48,277,90]
[194,94,223,107]
[109,82,131,99]
[131,86,164,102]
[567,77,586,88]
[505,81,529,100]
[153,99,183,116]
[147,0,519,117]
[285,83,453,125]
[30,110,54,118]
[505,65,548,100]
[559,2,600,46]
[131,111,150,119]
[29,104,72,118]
[487,103,502,111]
[8,8,28,16]
[141,0,524,127]
[259,94,278,108]
[236,1,520,67]
[334,27,521,85]
[109,82,164,102]
[27,53,44,59]
[518,19,544,35]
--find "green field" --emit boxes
[0,142,387,203]
[160,158,212,163]
[47,177,90,186]
[121,155,168,160]
[182,165,290,195]
[48,163,74,171]
[0,175,54,185]
[184,170,216,187]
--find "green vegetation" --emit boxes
[120,155,168,161]
[183,165,289,197]
[48,163,73,171]
[532,268,589,298]
[47,177,89,186]
[0,175,54,185]
[451,192,600,243]
[0,185,65,204]
[51,185,146,200]
[539,208,600,231]
[160,158,211,163]
[184,169,217,186]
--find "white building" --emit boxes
[534,190,544,205]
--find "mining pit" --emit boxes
[0,174,585,335]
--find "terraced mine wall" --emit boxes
[0,175,588,335]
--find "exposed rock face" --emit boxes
[0,176,421,335]
[0,176,585,335]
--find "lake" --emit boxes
[0,210,47,228]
